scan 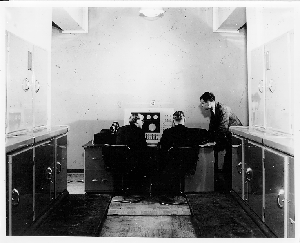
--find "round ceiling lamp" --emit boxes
[139,8,165,20]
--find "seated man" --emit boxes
[115,113,148,199]
[157,111,199,204]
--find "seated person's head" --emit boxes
[173,111,185,126]
[110,121,120,134]
[129,113,144,129]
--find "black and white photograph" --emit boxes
[2,0,299,240]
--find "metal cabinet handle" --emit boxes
[46,167,52,180]
[277,189,284,209]
[22,78,30,92]
[268,79,276,93]
[258,80,264,93]
[35,79,40,93]
[56,161,62,174]
[289,218,295,224]
[12,188,20,207]
[245,167,253,182]
[236,162,242,174]
[91,178,108,183]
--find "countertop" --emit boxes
[5,126,69,154]
[230,126,294,156]
[83,140,215,148]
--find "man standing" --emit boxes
[200,92,242,191]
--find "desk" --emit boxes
[184,143,215,193]
[83,141,215,194]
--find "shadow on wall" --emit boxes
[66,119,122,171]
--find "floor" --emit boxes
[26,173,270,237]
[101,195,196,237]
[67,173,85,194]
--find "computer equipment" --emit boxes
[124,108,174,144]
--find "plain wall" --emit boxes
[51,7,248,170]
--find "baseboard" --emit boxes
[67,169,84,173]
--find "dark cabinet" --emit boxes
[230,127,295,238]
[244,140,263,220]
[264,149,285,238]
[288,157,295,238]
[84,145,113,193]
[55,135,67,197]
[34,140,55,220]
[231,135,244,199]
[6,131,68,235]
[7,147,34,236]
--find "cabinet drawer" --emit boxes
[85,170,113,192]
[84,148,103,170]
[264,149,285,238]
[244,141,263,220]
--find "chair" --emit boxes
[167,146,199,194]
[102,144,131,194]
[102,144,151,196]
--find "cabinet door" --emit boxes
[84,147,113,192]
[244,140,263,220]
[265,32,293,134]
[231,135,244,199]
[287,157,295,238]
[264,149,285,238]
[7,148,34,236]
[250,45,265,128]
[32,45,48,129]
[6,31,33,134]
[184,146,214,192]
[34,140,55,220]
[55,134,67,197]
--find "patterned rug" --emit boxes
[29,194,111,236]
[107,196,191,216]
[186,192,267,238]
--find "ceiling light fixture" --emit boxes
[139,7,165,20]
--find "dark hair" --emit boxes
[129,113,141,125]
[200,92,215,102]
[173,111,185,121]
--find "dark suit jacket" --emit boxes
[159,124,199,174]
[160,124,198,151]
[116,124,147,167]
[209,102,243,151]
[116,124,147,149]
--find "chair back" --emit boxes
[102,144,131,171]
[167,146,199,175]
